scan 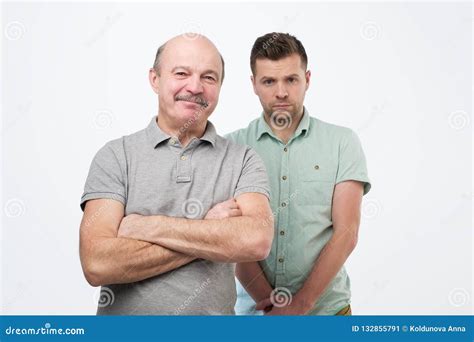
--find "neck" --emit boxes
[264,108,304,144]
[156,113,208,147]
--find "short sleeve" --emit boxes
[336,130,371,195]
[80,139,127,211]
[234,148,271,200]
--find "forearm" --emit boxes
[236,262,273,303]
[126,215,272,262]
[80,237,195,286]
[295,230,357,308]
[285,181,363,313]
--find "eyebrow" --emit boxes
[259,74,301,81]
[171,66,220,80]
[171,66,191,73]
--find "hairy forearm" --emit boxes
[296,228,357,307]
[124,215,272,262]
[80,236,195,286]
[236,262,273,303]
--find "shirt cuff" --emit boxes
[80,192,126,211]
[335,177,371,195]
[234,186,271,200]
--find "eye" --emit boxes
[287,77,297,84]
[263,79,274,85]
[175,72,187,77]
[203,75,216,82]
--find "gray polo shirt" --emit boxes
[80,116,270,315]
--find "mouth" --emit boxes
[179,100,201,108]
[272,103,291,109]
[175,95,209,108]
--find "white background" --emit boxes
[2,1,472,315]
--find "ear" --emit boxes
[305,70,311,91]
[149,68,159,94]
[251,75,258,95]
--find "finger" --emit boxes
[228,209,242,217]
[264,308,276,315]
[217,198,234,208]
[226,200,239,210]
[255,300,265,311]
[255,298,272,310]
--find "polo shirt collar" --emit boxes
[200,121,217,147]
[146,116,217,148]
[256,107,311,141]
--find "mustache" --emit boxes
[175,94,209,108]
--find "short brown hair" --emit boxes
[250,32,307,75]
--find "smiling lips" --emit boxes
[175,94,209,108]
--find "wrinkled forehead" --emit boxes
[160,36,222,74]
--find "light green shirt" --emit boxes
[226,108,371,315]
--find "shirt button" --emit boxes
[283,147,288,152]
[169,139,175,145]
[180,155,187,161]
[314,165,319,170]
[282,175,287,181]
[278,257,284,263]
[281,202,286,207]
[280,230,285,236]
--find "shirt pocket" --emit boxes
[297,165,336,206]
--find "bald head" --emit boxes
[153,34,225,84]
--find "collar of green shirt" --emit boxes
[256,107,311,142]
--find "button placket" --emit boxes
[274,273,285,289]
[276,144,290,275]
[176,145,194,183]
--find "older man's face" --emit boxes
[154,37,223,126]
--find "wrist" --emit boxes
[135,215,159,240]
[293,290,317,313]
[149,215,166,235]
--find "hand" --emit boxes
[257,294,314,315]
[255,297,273,313]
[204,198,242,220]
[117,213,144,238]
[265,304,309,315]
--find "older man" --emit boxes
[226,33,371,315]
[79,34,273,315]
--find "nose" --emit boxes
[185,74,204,94]
[275,82,288,99]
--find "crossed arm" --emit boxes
[237,180,364,315]
[79,193,274,287]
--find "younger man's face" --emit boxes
[252,53,310,122]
